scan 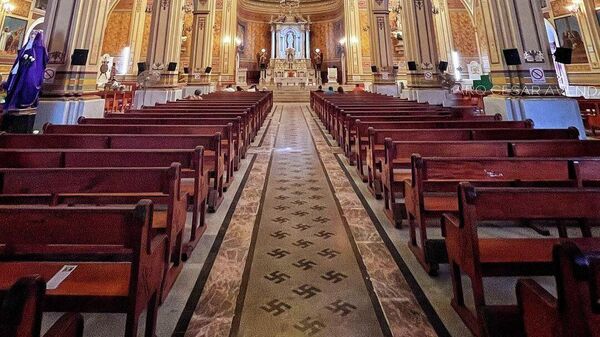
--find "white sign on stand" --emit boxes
[424,71,433,81]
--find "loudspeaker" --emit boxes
[438,61,448,72]
[205,67,212,74]
[370,65,378,73]
[503,49,522,66]
[168,62,177,71]
[554,47,573,64]
[407,61,417,71]
[137,62,146,74]
[184,67,190,74]
[71,49,89,66]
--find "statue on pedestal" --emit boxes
[286,47,295,68]
[1,30,47,133]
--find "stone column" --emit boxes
[402,0,440,86]
[36,0,111,128]
[126,0,148,75]
[478,0,586,137]
[343,0,365,83]
[134,0,185,107]
[216,0,238,85]
[185,0,215,95]
[370,0,394,72]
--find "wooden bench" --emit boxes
[0,133,224,212]
[0,276,84,337]
[404,156,595,275]
[443,184,600,337]
[516,241,600,337]
[511,140,600,157]
[0,165,187,301]
[0,148,208,260]
[0,201,167,337]
[79,116,246,168]
[42,123,236,190]
[382,141,512,226]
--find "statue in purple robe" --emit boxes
[3,30,48,112]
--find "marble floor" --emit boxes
[43,103,516,337]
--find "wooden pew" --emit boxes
[0,201,166,337]
[443,184,600,337]
[0,133,225,213]
[516,241,600,337]
[42,123,236,190]
[355,119,533,182]
[382,141,512,226]
[79,116,246,167]
[0,148,208,260]
[0,165,187,301]
[404,156,594,275]
[511,140,600,157]
[0,276,84,337]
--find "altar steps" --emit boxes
[273,90,311,103]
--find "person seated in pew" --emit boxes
[352,84,364,93]
[236,86,244,92]
[324,87,335,95]
[185,89,203,100]
[337,87,345,94]
[316,85,324,92]
[247,85,258,92]
[223,84,235,92]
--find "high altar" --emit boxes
[264,2,316,86]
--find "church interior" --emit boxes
[2,0,600,337]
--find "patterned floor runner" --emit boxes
[231,105,388,337]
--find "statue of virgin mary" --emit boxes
[3,30,48,111]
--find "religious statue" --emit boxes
[258,50,268,70]
[313,49,323,70]
[3,30,47,111]
[286,47,295,67]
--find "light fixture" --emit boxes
[338,38,346,45]
[566,0,583,14]
[1,0,15,13]
[315,48,320,53]
[261,48,266,53]
[223,36,231,44]
[350,36,359,45]
[235,37,242,46]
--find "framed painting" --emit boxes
[0,16,28,58]
[554,15,589,64]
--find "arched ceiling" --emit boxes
[238,0,343,21]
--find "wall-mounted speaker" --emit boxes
[205,67,212,74]
[184,67,190,74]
[554,47,573,64]
[407,61,417,71]
[137,62,146,74]
[370,65,378,73]
[503,49,522,66]
[168,62,178,71]
[71,49,89,66]
[438,61,449,72]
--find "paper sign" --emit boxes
[424,71,433,81]
[47,265,77,290]
[529,68,546,84]
[43,67,56,84]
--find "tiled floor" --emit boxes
[183,104,438,337]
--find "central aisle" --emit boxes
[183,104,438,337]
[234,105,386,336]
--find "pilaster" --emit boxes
[477,0,560,94]
[146,0,185,87]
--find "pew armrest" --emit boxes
[516,279,559,337]
[442,213,461,229]
[44,313,84,337]
[149,233,169,256]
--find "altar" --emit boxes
[262,0,316,86]
[266,59,316,86]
